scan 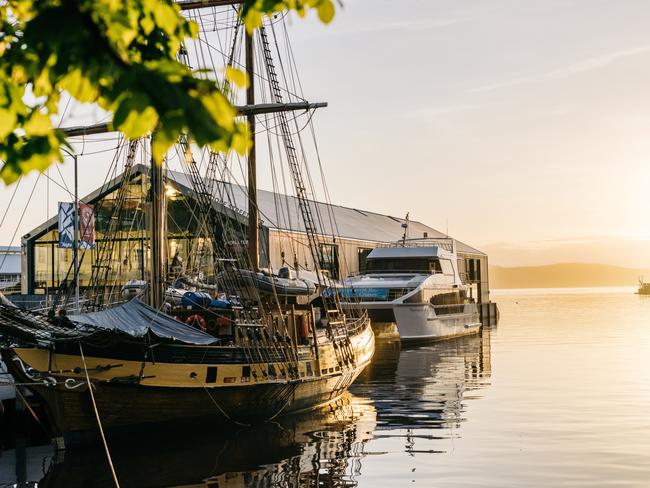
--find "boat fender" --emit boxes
[300,314,310,339]
[186,314,207,331]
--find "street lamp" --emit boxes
[61,147,79,313]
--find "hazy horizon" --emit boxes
[1,0,649,269]
[489,261,650,288]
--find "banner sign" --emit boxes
[58,202,95,249]
[58,202,74,249]
[78,203,95,250]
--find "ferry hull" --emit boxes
[392,303,481,342]
[350,301,481,342]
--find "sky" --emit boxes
[2,0,650,268]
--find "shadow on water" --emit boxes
[0,329,493,487]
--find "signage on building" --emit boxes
[58,202,74,249]
[79,203,95,249]
[58,202,95,249]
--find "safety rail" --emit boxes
[379,238,454,252]
[343,311,369,336]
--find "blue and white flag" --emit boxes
[58,202,75,249]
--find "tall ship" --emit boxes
[0,2,374,446]
[340,238,481,341]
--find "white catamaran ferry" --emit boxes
[340,239,481,341]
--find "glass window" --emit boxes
[366,257,446,274]
[440,259,454,276]
[357,248,373,273]
[319,243,339,280]
[429,259,442,273]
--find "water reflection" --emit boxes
[1,330,493,487]
[351,328,492,430]
[2,393,375,488]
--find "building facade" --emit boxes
[21,165,490,303]
[0,246,21,294]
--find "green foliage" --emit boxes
[241,0,337,31]
[0,0,336,184]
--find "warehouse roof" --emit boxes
[166,169,485,256]
[23,165,485,257]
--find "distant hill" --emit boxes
[489,263,649,289]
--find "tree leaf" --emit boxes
[317,0,335,24]
[0,108,16,139]
[151,3,178,35]
[225,66,249,89]
[59,69,98,103]
[231,121,252,155]
[23,111,51,136]
[112,93,159,139]
[118,105,159,139]
[151,128,176,164]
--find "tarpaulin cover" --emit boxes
[69,299,218,345]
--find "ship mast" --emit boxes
[59,2,327,309]
[246,30,259,272]
[149,134,167,309]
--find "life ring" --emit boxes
[186,314,207,331]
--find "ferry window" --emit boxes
[429,259,442,274]
[319,243,339,279]
[440,259,454,276]
[357,248,373,273]
[366,258,429,273]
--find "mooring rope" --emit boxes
[79,343,121,488]
[192,376,251,427]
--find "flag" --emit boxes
[78,203,95,250]
[58,202,96,249]
[58,202,74,249]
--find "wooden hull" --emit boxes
[12,371,360,445]
[2,319,375,446]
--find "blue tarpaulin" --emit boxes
[69,299,218,345]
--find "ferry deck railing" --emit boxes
[378,238,454,252]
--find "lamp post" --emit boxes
[61,147,79,312]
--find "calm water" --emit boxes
[2,287,650,487]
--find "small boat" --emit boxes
[636,279,650,295]
[219,266,318,299]
[339,238,481,342]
